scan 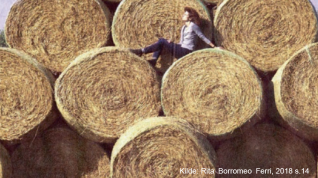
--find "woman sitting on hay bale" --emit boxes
[130,7,217,66]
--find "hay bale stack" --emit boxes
[0,144,11,178]
[5,0,112,73]
[217,123,316,178]
[11,128,110,178]
[111,117,216,178]
[0,48,56,142]
[161,49,265,139]
[272,43,318,141]
[112,0,212,72]
[55,47,161,143]
[214,0,318,72]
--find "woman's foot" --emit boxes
[129,49,143,57]
[148,59,157,67]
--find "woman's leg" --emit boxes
[173,46,192,59]
[142,38,175,60]
[130,38,192,62]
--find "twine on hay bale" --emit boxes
[217,123,316,178]
[214,0,318,72]
[55,47,161,143]
[161,49,265,139]
[0,48,56,142]
[272,43,318,141]
[5,0,112,73]
[112,0,212,72]
[111,117,216,178]
[0,144,11,178]
[11,128,110,178]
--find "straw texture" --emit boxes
[161,49,264,139]
[111,117,216,178]
[272,43,318,140]
[112,0,212,72]
[0,48,56,142]
[55,47,161,143]
[5,0,112,73]
[214,0,318,72]
[204,0,223,5]
[0,143,11,178]
[217,123,316,178]
[11,128,110,178]
[103,0,121,2]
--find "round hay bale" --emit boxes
[0,48,56,142]
[272,43,318,141]
[11,128,110,178]
[5,0,112,73]
[55,47,161,143]
[112,0,212,73]
[217,123,316,178]
[111,117,216,178]
[161,49,265,139]
[214,0,318,72]
[0,144,11,178]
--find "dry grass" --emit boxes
[272,42,318,140]
[204,0,223,6]
[217,123,316,178]
[111,117,216,178]
[0,48,56,142]
[11,128,110,178]
[112,0,212,73]
[161,48,265,140]
[5,0,112,72]
[214,0,318,72]
[55,47,161,143]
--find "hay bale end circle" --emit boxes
[55,47,161,143]
[161,48,265,139]
[0,48,56,142]
[111,117,216,178]
[5,0,112,72]
[214,0,318,72]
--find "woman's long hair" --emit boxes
[184,7,200,26]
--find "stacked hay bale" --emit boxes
[161,48,265,140]
[272,43,318,141]
[214,0,318,72]
[3,0,318,176]
[55,47,161,143]
[0,48,56,143]
[5,0,112,73]
[0,143,11,178]
[11,128,110,178]
[112,0,212,73]
[111,117,216,178]
[217,123,316,178]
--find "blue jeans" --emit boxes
[143,38,192,61]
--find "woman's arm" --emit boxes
[192,24,215,48]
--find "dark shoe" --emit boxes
[148,59,157,67]
[129,49,142,57]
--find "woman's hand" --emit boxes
[209,43,215,48]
